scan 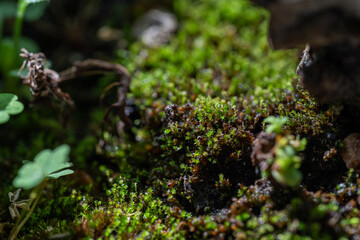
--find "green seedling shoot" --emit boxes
[264,116,288,134]
[263,116,307,187]
[8,144,73,240]
[0,0,48,91]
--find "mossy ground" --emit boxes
[0,0,359,239]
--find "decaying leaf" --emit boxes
[8,189,30,219]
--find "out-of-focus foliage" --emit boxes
[0,93,23,124]
[0,0,48,92]
[13,144,73,189]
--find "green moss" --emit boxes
[1,0,359,239]
[77,177,189,239]
[156,96,257,212]
[121,0,297,107]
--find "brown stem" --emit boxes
[8,181,46,240]
[59,59,133,128]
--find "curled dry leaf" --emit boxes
[8,189,30,219]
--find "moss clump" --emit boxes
[75,177,190,239]
[155,96,257,213]
[122,0,297,107]
[251,128,307,187]
[176,175,359,239]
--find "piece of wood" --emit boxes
[252,0,360,49]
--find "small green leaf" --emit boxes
[43,145,71,174]
[7,100,23,114]
[16,0,49,26]
[13,162,44,189]
[45,162,73,176]
[47,169,74,179]
[0,1,17,19]
[271,167,302,187]
[0,93,24,124]
[264,116,288,134]
[33,149,51,169]
[0,111,10,124]
[51,145,70,163]
[24,1,48,21]
[13,144,73,189]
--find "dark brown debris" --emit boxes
[252,0,360,49]
[20,48,74,106]
[323,148,337,161]
[251,131,276,172]
[341,133,360,171]
[60,59,132,127]
[297,42,360,104]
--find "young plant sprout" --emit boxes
[13,145,73,189]
[271,135,307,187]
[254,116,307,187]
[8,145,73,240]
[263,116,288,134]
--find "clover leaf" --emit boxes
[13,145,74,189]
[0,93,24,124]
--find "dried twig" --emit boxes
[59,59,132,127]
[19,49,132,128]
